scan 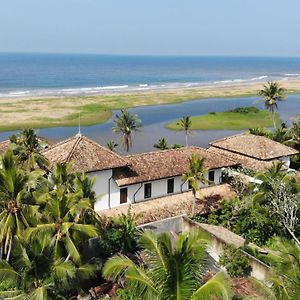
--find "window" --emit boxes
[167,178,174,194]
[208,170,215,183]
[144,183,152,199]
[120,188,128,204]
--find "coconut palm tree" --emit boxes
[103,230,231,300]
[0,151,43,261]
[153,138,169,150]
[106,140,119,152]
[10,129,49,171]
[182,154,208,216]
[0,235,95,300]
[112,109,142,152]
[26,185,98,264]
[258,81,286,128]
[179,116,192,146]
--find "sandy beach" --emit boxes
[0,79,300,132]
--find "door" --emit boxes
[120,188,128,204]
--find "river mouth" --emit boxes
[0,95,299,154]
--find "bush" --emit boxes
[219,245,252,278]
[228,106,260,114]
[98,208,139,258]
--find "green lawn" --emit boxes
[166,107,280,131]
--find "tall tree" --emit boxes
[153,138,169,150]
[179,116,192,146]
[112,109,142,152]
[0,151,42,261]
[258,81,286,128]
[103,230,231,300]
[182,154,208,216]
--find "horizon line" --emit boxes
[1,51,300,59]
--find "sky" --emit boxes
[0,0,300,56]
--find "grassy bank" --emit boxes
[0,80,299,131]
[166,107,280,131]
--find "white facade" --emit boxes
[91,168,223,211]
[278,156,291,169]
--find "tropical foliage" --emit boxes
[0,130,99,299]
[182,154,208,216]
[112,109,142,152]
[179,116,192,146]
[194,162,300,246]
[258,81,286,128]
[103,230,232,300]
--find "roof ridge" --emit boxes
[42,135,79,153]
[79,135,129,165]
[125,146,206,158]
[65,135,82,163]
[209,132,247,145]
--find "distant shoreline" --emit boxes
[0,79,299,132]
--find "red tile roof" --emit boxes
[42,134,129,172]
[113,146,238,186]
[210,133,299,160]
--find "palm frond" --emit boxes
[191,272,232,300]
[103,254,136,281]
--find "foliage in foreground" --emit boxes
[103,230,232,300]
[0,130,100,299]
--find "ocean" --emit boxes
[1,53,300,97]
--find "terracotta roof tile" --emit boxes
[113,147,238,186]
[207,147,274,171]
[0,140,11,155]
[42,134,129,172]
[210,133,299,160]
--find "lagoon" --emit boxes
[0,95,299,154]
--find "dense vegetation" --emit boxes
[0,130,140,299]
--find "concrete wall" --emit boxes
[91,168,223,211]
[138,215,272,284]
[182,217,272,283]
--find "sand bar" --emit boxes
[0,79,299,132]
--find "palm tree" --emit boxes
[179,116,192,146]
[182,154,208,216]
[153,138,169,150]
[103,230,231,300]
[266,238,300,299]
[0,235,95,300]
[0,151,42,261]
[26,185,98,264]
[106,140,118,152]
[258,81,286,128]
[10,129,49,171]
[112,109,142,152]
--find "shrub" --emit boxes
[228,106,260,114]
[219,245,252,278]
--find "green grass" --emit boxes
[166,107,280,131]
[0,84,298,132]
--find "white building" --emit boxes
[43,134,238,211]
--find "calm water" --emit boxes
[1,53,300,97]
[0,53,299,152]
[0,95,299,153]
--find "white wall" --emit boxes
[278,156,291,169]
[91,168,223,211]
